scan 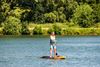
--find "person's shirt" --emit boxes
[50,34,55,41]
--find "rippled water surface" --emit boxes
[0,36,100,67]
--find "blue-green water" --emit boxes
[0,36,100,67]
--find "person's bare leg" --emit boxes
[50,48,52,58]
[54,48,57,57]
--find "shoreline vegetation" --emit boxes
[0,23,100,36]
[0,0,100,36]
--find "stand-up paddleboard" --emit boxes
[41,56,66,60]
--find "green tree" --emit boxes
[44,7,66,23]
[64,0,78,21]
[10,7,27,19]
[0,2,10,23]
[2,16,22,35]
[76,0,96,4]
[72,4,94,27]
[93,4,100,22]
[57,7,66,22]
[44,12,56,23]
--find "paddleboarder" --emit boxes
[49,32,57,58]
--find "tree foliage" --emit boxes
[0,0,100,35]
[2,16,22,35]
[93,4,100,22]
[72,4,94,27]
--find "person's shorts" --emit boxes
[50,45,56,49]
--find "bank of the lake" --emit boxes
[1,23,100,35]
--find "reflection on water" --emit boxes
[0,36,100,67]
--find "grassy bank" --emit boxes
[1,23,100,35]
[28,23,100,35]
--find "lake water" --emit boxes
[0,36,100,67]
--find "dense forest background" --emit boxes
[0,0,100,35]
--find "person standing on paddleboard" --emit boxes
[50,32,57,58]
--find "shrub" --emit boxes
[65,28,77,35]
[0,28,3,35]
[47,27,54,34]
[48,24,62,35]
[21,22,30,35]
[42,28,49,35]
[2,16,22,35]
[63,28,100,35]
[33,26,43,35]
[53,24,62,35]
[95,28,100,35]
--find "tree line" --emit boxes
[0,0,100,35]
